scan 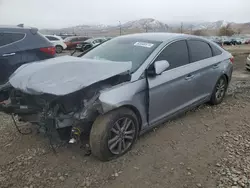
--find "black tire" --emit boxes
[209,75,228,105]
[55,45,63,53]
[90,107,139,161]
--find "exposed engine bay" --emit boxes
[0,74,131,151]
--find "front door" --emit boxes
[148,40,196,126]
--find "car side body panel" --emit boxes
[98,36,233,134]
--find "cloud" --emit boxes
[0,0,249,28]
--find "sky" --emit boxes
[0,0,249,29]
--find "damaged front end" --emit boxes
[1,74,130,146]
[0,56,132,151]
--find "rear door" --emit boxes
[186,39,222,101]
[0,32,24,84]
[148,40,196,125]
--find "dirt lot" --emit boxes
[0,45,250,188]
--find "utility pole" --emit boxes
[119,21,122,35]
[190,25,193,34]
[180,22,183,33]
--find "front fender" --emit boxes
[98,79,148,128]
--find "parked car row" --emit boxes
[205,36,250,46]
[0,27,234,161]
[75,37,111,52]
[44,35,111,53]
[222,37,250,45]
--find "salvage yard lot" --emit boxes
[0,45,250,188]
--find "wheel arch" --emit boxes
[55,44,63,48]
[121,105,142,131]
[223,73,229,84]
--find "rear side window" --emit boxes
[188,40,212,62]
[210,44,222,56]
[46,36,59,41]
[0,33,25,47]
[155,40,189,70]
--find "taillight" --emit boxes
[40,46,56,56]
[230,56,234,63]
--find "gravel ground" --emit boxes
[0,46,250,188]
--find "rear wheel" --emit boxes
[209,75,228,105]
[90,107,139,161]
[55,45,63,53]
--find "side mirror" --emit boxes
[147,60,170,76]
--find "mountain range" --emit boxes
[40,18,250,36]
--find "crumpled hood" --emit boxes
[9,56,132,96]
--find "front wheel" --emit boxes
[90,107,139,161]
[209,75,228,105]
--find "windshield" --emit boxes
[81,37,161,72]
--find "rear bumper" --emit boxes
[62,43,67,49]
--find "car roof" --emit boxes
[117,32,193,42]
[0,25,35,30]
[0,25,39,33]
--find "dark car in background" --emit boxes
[231,39,241,45]
[0,25,56,101]
[223,38,242,45]
[75,37,110,52]
[223,38,233,45]
[64,36,91,50]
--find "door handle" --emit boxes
[185,74,194,80]
[2,53,16,57]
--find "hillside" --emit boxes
[40,18,250,36]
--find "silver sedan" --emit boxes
[1,33,234,161]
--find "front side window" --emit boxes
[82,37,161,73]
[0,33,25,47]
[155,40,189,70]
[188,40,212,62]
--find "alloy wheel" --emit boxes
[108,117,136,155]
[215,78,226,101]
